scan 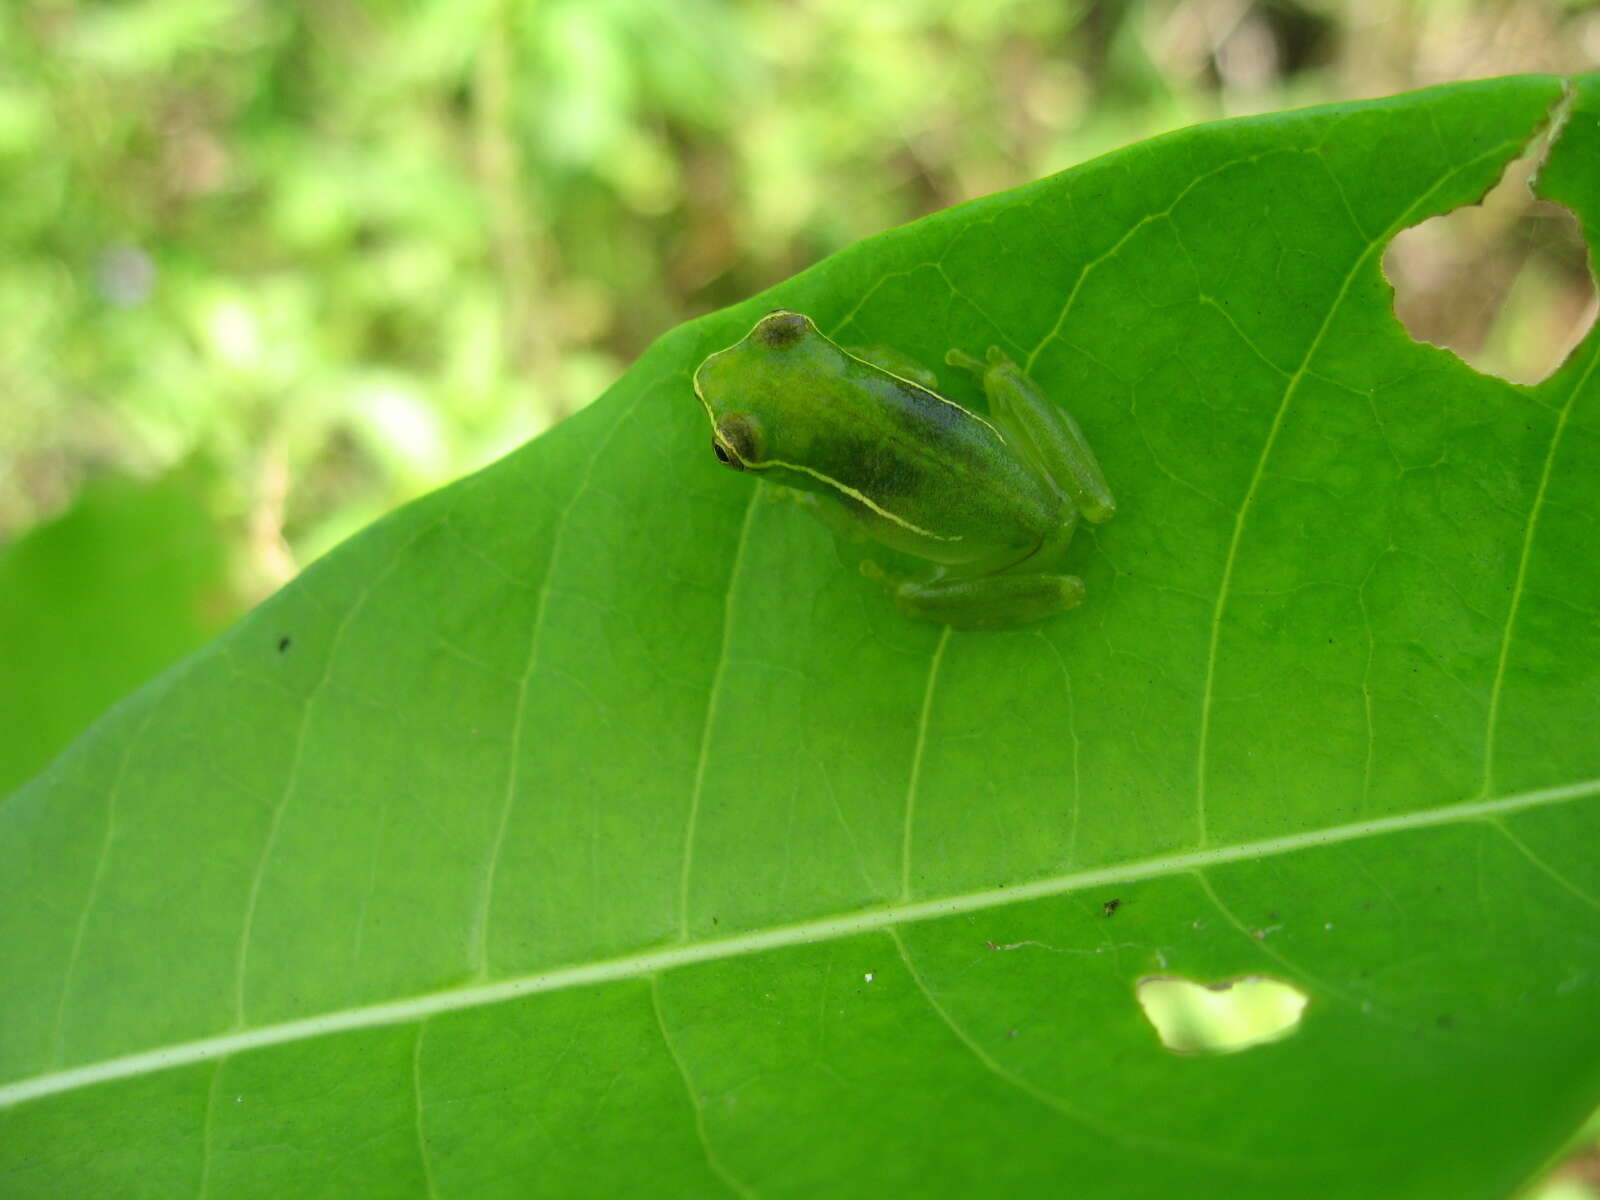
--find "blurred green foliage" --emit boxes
[4,0,1594,580]
[0,462,236,793]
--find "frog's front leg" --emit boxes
[778,486,872,544]
[946,347,1116,523]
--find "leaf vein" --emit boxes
[679,489,763,940]
[50,701,159,1067]
[471,396,642,978]
[1193,137,1531,845]
[234,516,445,1024]
[412,1024,439,1200]
[888,926,1254,1167]
[1481,340,1600,794]
[900,626,952,901]
[649,975,756,1200]
[1484,817,1600,911]
[5,776,1594,1111]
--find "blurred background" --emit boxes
[5,0,1597,578]
[1,2,1597,1186]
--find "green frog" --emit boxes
[692,310,1114,628]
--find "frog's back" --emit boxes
[800,362,1065,563]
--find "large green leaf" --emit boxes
[4,75,1598,1197]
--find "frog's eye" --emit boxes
[713,413,762,470]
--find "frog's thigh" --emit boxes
[888,571,1086,629]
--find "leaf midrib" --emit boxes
[6,775,1595,1111]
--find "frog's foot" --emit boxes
[944,345,1014,381]
[861,560,1085,629]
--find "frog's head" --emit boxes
[692,309,823,474]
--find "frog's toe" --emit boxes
[944,348,986,377]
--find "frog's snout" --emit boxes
[754,310,812,349]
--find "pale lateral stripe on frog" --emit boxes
[692,373,965,543]
[865,360,1006,442]
[744,455,963,542]
[689,345,1001,445]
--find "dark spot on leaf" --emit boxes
[278,636,292,653]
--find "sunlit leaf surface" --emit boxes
[4,74,1598,1198]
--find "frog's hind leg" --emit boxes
[862,560,1086,629]
[945,346,1116,523]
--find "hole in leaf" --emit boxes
[1136,975,1308,1055]
[1383,128,1597,386]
